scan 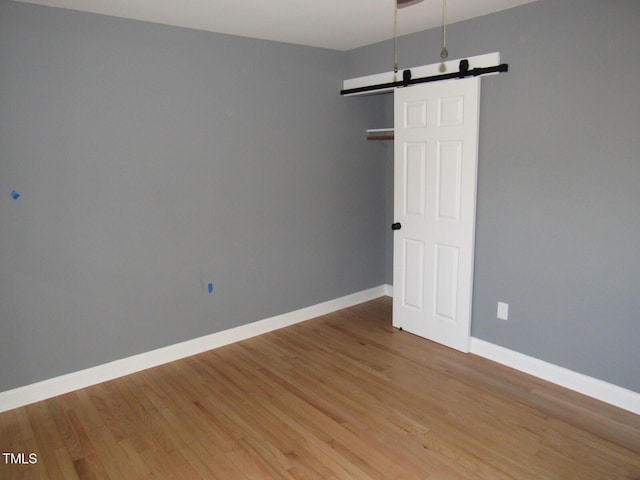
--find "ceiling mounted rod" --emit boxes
[440,0,448,59]
[340,60,508,96]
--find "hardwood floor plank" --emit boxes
[53,447,81,480]
[23,403,68,479]
[164,448,204,480]
[1,296,638,479]
[72,452,112,480]
[84,426,133,480]
[47,397,84,462]
[185,440,250,480]
[117,438,155,479]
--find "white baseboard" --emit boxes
[0,285,389,413]
[6,286,634,416]
[470,338,640,415]
[363,286,639,414]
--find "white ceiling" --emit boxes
[13,0,538,51]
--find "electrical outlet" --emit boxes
[497,302,509,320]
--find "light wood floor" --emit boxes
[1,297,639,479]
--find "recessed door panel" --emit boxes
[438,95,464,127]
[403,239,425,310]
[437,141,462,221]
[404,143,426,217]
[434,244,459,321]
[405,100,427,128]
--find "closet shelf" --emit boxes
[366,128,394,141]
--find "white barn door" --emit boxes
[392,77,480,353]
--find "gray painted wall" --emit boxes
[0,0,388,391]
[346,0,640,393]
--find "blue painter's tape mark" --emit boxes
[11,190,20,200]
[208,283,214,294]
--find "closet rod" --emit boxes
[340,60,508,96]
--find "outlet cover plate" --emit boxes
[497,302,509,320]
